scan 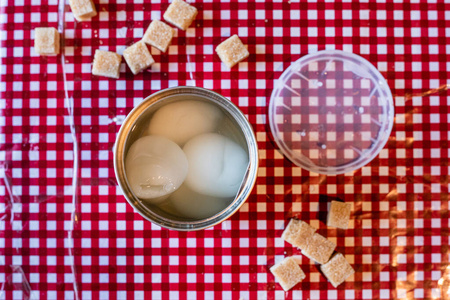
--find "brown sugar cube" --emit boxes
[123,41,155,75]
[163,0,198,31]
[215,35,249,68]
[69,0,97,21]
[327,201,352,229]
[92,50,122,79]
[270,257,306,292]
[34,27,60,55]
[143,20,175,52]
[320,253,355,288]
[302,233,336,264]
[281,219,316,251]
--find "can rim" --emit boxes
[114,86,259,231]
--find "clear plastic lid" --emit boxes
[269,50,394,174]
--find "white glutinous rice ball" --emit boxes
[147,100,224,146]
[170,184,230,219]
[183,133,249,198]
[125,135,188,204]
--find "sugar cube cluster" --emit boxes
[34,0,249,77]
[88,0,195,78]
[271,201,354,291]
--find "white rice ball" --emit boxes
[125,135,188,204]
[147,100,224,146]
[183,133,248,198]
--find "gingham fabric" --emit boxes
[1,1,449,299]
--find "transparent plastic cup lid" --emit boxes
[269,50,394,174]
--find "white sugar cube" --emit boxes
[327,201,352,229]
[320,253,355,287]
[302,233,336,264]
[123,41,155,75]
[163,0,198,31]
[281,219,316,250]
[270,257,306,291]
[92,50,122,79]
[34,27,60,55]
[69,0,97,21]
[215,35,249,68]
[143,20,175,53]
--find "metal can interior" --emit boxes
[113,86,259,231]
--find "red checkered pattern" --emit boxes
[1,1,449,299]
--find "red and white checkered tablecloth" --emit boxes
[1,0,449,299]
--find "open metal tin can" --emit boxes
[114,86,259,231]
